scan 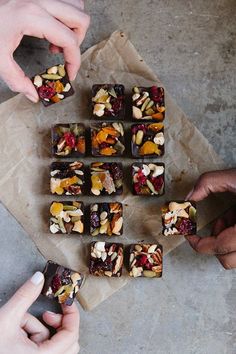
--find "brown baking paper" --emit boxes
[0,31,233,310]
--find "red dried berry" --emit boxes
[138,255,148,266]
[51,274,61,293]
[38,85,55,99]
[151,176,164,192]
[64,132,76,148]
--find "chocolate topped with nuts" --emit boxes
[89,242,124,277]
[50,201,84,235]
[92,84,125,119]
[50,161,85,195]
[42,260,83,305]
[161,201,197,236]
[132,86,165,121]
[91,122,125,157]
[131,123,164,157]
[129,243,163,278]
[90,202,123,236]
[132,163,165,196]
[52,123,86,157]
[33,64,74,106]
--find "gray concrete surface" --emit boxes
[0,0,235,353]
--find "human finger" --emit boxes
[22,312,50,344]
[42,311,63,329]
[217,252,236,269]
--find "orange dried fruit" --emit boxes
[60,176,79,188]
[50,202,63,216]
[91,174,103,190]
[92,134,99,149]
[106,137,116,145]
[51,95,61,103]
[54,186,64,195]
[139,141,161,156]
[152,112,164,120]
[76,136,85,154]
[96,130,108,144]
[157,106,165,113]
[54,80,64,93]
[148,123,164,132]
[102,127,119,137]
[100,147,117,156]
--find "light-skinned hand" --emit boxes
[185,169,236,269]
[0,271,80,354]
[0,0,90,102]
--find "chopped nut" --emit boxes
[33,75,43,87]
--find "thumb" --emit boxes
[0,54,39,102]
[3,271,44,319]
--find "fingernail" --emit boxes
[31,271,44,285]
[25,93,38,103]
[185,188,194,201]
[46,311,56,316]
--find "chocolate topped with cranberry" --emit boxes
[129,244,163,278]
[52,123,86,157]
[131,123,164,157]
[89,242,124,277]
[132,163,165,196]
[33,64,74,106]
[161,201,197,236]
[132,86,165,121]
[42,261,84,305]
[92,84,125,119]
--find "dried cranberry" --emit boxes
[38,85,55,99]
[100,142,110,149]
[110,163,123,180]
[137,255,148,266]
[112,97,123,114]
[177,219,195,235]
[145,262,153,270]
[51,274,61,293]
[132,124,147,135]
[134,183,141,194]
[150,176,164,192]
[91,212,100,228]
[64,132,76,148]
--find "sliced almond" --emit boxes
[112,217,123,235]
[33,75,43,87]
[134,244,142,252]
[47,66,58,74]
[148,245,157,253]
[104,271,113,277]
[63,83,71,92]
[133,106,143,119]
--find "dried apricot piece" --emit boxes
[96,130,108,144]
[76,136,85,154]
[60,176,79,188]
[148,123,164,132]
[106,137,116,145]
[54,186,64,195]
[139,141,161,156]
[157,106,165,113]
[91,174,103,190]
[50,202,63,216]
[100,147,117,156]
[152,112,164,120]
[51,95,61,103]
[54,80,64,93]
[102,127,119,137]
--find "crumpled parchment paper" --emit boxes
[0,31,232,310]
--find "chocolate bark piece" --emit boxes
[90,162,123,196]
[91,122,125,157]
[132,86,165,121]
[131,123,164,158]
[90,202,123,236]
[129,244,163,278]
[132,163,165,196]
[92,84,125,119]
[42,260,83,305]
[161,201,197,236]
[89,242,124,277]
[50,201,84,234]
[33,64,74,106]
[50,161,85,195]
[52,123,86,158]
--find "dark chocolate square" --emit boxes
[50,161,85,195]
[32,64,74,106]
[90,202,123,236]
[132,163,165,196]
[132,86,165,121]
[131,123,164,158]
[161,201,197,236]
[52,123,86,158]
[91,122,125,157]
[129,243,163,278]
[50,201,84,234]
[92,84,125,119]
[89,242,124,277]
[42,260,83,305]
[90,162,123,196]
